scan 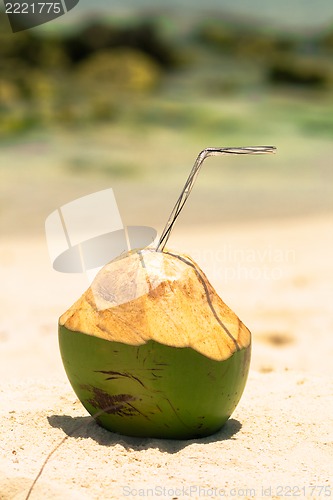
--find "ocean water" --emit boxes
[76,0,333,32]
[9,0,333,34]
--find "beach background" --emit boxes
[0,1,333,498]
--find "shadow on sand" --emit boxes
[48,414,242,453]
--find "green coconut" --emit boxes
[58,147,276,439]
[59,247,251,439]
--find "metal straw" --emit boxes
[156,146,277,252]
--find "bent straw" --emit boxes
[156,146,277,252]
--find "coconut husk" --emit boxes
[59,248,251,361]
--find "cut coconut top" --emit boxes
[59,248,251,361]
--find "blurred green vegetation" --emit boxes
[1,13,333,138]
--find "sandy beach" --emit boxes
[0,213,332,499]
[1,4,333,497]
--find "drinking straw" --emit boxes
[156,146,277,252]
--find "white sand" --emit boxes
[0,215,332,499]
